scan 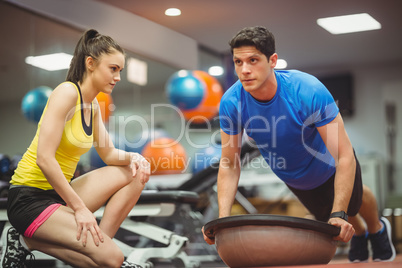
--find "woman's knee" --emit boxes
[119,165,134,182]
[107,165,136,186]
[93,246,124,268]
[119,165,146,188]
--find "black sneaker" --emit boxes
[369,217,396,262]
[348,231,369,262]
[121,261,143,268]
[1,227,35,268]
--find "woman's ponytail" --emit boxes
[66,29,124,84]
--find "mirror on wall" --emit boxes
[0,2,181,156]
[0,2,225,175]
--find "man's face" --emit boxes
[233,46,276,95]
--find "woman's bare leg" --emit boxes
[22,165,145,267]
[24,206,124,268]
[71,165,145,237]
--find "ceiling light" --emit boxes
[208,66,224,76]
[177,70,190,77]
[25,53,73,71]
[317,13,381,35]
[165,8,181,16]
[275,59,288,69]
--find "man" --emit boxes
[203,26,395,262]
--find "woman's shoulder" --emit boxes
[46,82,80,112]
[54,81,78,92]
[52,82,79,99]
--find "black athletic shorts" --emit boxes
[286,153,363,222]
[7,186,66,237]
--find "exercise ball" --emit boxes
[192,145,221,174]
[89,147,106,169]
[126,128,169,154]
[96,92,113,123]
[142,137,187,175]
[0,154,10,176]
[204,215,340,267]
[9,154,22,173]
[182,70,223,124]
[21,86,52,123]
[166,70,205,110]
[89,132,123,169]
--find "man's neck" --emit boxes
[249,74,277,102]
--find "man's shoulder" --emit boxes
[276,69,318,84]
[277,70,326,97]
[221,79,242,102]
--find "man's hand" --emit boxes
[328,217,355,242]
[202,226,215,245]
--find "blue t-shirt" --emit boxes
[219,70,339,190]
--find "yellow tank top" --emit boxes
[11,82,94,190]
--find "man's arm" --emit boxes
[202,130,242,244]
[317,113,356,242]
[217,130,243,218]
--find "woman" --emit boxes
[1,29,150,268]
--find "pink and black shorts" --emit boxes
[7,185,66,237]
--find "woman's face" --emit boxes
[91,50,125,94]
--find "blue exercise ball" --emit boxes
[166,71,205,110]
[9,154,22,172]
[89,147,106,169]
[0,154,10,175]
[126,128,169,154]
[21,86,52,123]
[89,132,124,169]
[191,145,221,174]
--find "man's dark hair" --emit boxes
[229,26,276,60]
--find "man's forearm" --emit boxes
[217,165,241,218]
[332,156,356,214]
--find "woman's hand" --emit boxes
[130,153,151,185]
[74,207,104,247]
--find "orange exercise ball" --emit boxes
[182,71,223,124]
[96,92,113,123]
[142,137,187,175]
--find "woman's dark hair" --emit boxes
[66,29,125,83]
[229,26,276,60]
